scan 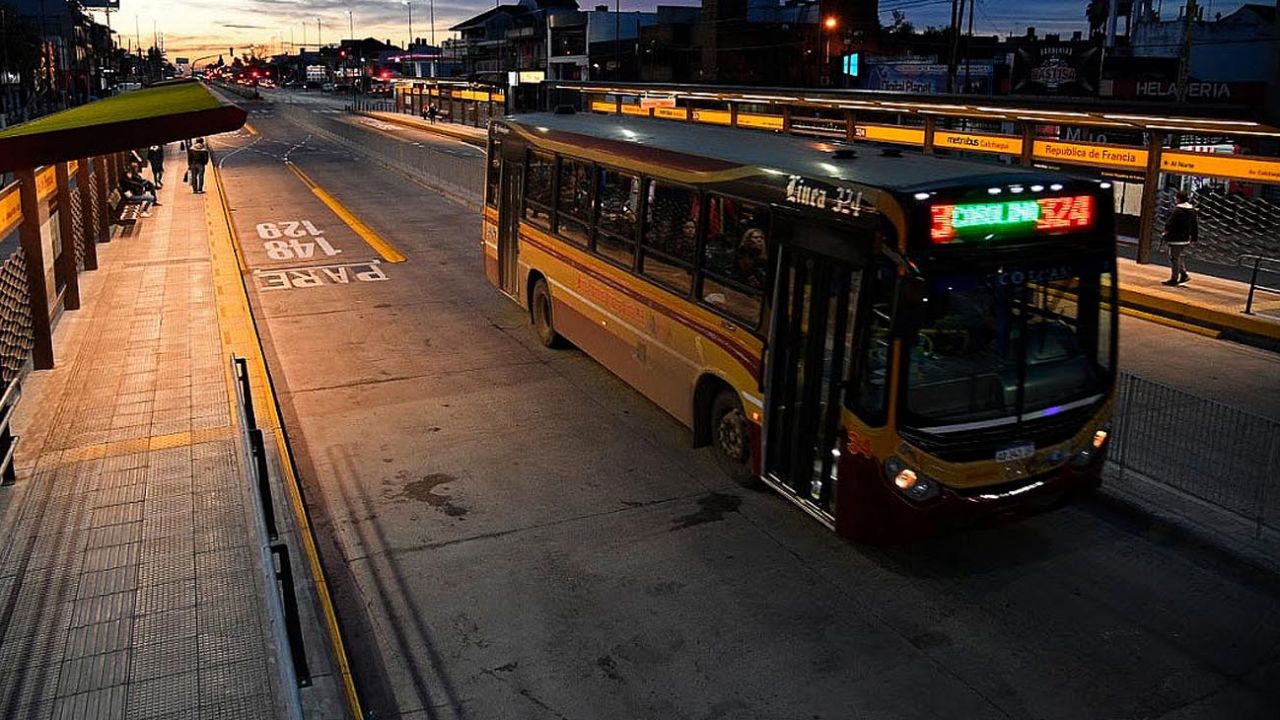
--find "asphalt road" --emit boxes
[211,100,1280,720]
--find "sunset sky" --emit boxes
[85,0,1242,62]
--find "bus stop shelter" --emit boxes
[549,82,1280,268]
[0,79,246,378]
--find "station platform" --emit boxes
[0,146,349,719]
[356,110,488,145]
[1117,257,1280,346]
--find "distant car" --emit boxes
[322,82,336,92]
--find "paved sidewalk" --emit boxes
[0,150,286,719]
[1118,257,1280,343]
[361,110,488,145]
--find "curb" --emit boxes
[353,110,487,147]
[1117,284,1280,351]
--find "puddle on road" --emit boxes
[389,470,469,517]
[671,492,741,530]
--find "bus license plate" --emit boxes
[995,443,1036,463]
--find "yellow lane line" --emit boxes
[1117,306,1222,338]
[244,122,259,136]
[285,161,407,263]
[212,164,249,273]
[206,159,365,720]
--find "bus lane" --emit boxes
[210,104,1280,720]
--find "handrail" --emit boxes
[230,354,310,700]
[1237,254,1280,315]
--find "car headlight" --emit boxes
[884,456,939,502]
[1071,429,1110,468]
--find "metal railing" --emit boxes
[274,102,483,207]
[351,98,396,113]
[232,356,312,699]
[0,377,20,486]
[1109,371,1280,540]
[1239,254,1280,316]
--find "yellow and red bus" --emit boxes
[483,112,1117,541]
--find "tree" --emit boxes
[886,10,915,38]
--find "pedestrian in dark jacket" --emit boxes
[1162,190,1198,286]
[187,138,210,194]
[146,144,165,188]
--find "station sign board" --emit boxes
[1032,140,1148,171]
[854,124,926,146]
[639,95,676,109]
[934,131,1023,156]
[1159,151,1280,184]
[0,185,21,237]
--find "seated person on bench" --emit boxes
[119,162,160,217]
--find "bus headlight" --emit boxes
[1072,429,1110,468]
[884,457,939,502]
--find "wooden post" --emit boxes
[1019,122,1035,168]
[845,109,857,142]
[75,159,98,270]
[923,115,936,154]
[54,163,80,311]
[94,156,112,243]
[1136,130,1165,265]
[14,168,54,370]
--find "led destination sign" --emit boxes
[931,196,1094,244]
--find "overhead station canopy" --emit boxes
[0,79,247,173]
[553,83,1280,138]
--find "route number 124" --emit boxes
[256,220,341,261]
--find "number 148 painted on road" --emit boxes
[256,220,341,261]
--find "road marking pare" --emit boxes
[255,260,389,290]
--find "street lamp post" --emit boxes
[347,10,356,109]
[403,1,413,51]
[822,16,837,87]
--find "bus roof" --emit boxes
[503,112,1057,193]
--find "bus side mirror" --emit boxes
[893,276,926,337]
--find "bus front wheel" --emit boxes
[711,388,754,484]
[531,278,564,348]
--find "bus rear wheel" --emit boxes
[531,278,565,348]
[711,388,754,484]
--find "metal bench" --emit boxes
[109,189,146,226]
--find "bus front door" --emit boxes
[497,160,522,298]
[764,247,859,518]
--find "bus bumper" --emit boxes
[837,453,1105,544]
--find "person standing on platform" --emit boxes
[146,144,165,189]
[186,138,210,194]
[1162,190,1198,286]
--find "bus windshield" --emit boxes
[902,256,1115,432]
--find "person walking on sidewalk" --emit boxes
[427,104,439,124]
[146,144,165,189]
[1162,190,1199,286]
[186,138,210,194]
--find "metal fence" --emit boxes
[1109,371,1280,539]
[275,103,483,207]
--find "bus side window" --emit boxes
[640,179,697,295]
[595,167,639,267]
[524,150,554,229]
[700,194,769,327]
[850,262,896,424]
[485,135,501,209]
[557,156,592,247]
